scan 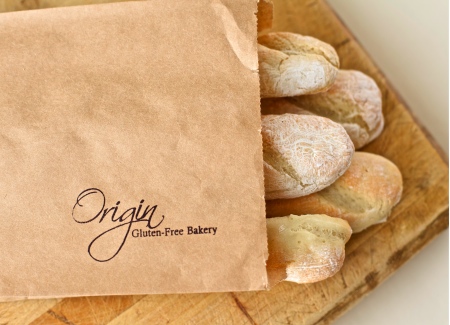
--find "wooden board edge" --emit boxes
[323,0,448,165]
[313,208,449,325]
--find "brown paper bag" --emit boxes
[0,0,268,299]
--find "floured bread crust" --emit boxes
[288,70,384,149]
[258,32,339,98]
[266,214,352,286]
[266,152,403,232]
[262,114,354,200]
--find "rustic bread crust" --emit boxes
[266,152,403,232]
[261,70,384,149]
[262,114,354,200]
[266,214,352,286]
[258,32,339,98]
[290,70,384,149]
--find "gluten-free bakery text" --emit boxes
[72,188,217,263]
[131,226,218,238]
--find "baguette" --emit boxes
[291,70,383,149]
[261,70,384,149]
[262,114,354,200]
[266,152,403,232]
[258,32,339,98]
[266,214,352,286]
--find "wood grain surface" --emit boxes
[0,0,448,324]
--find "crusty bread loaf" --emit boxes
[262,114,354,200]
[266,214,352,286]
[257,0,273,33]
[266,152,403,232]
[258,32,339,98]
[262,70,384,149]
[292,70,384,148]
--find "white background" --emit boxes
[325,1,449,324]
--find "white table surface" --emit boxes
[325,1,449,324]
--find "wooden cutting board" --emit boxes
[0,0,448,324]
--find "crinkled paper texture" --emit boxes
[0,0,267,299]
